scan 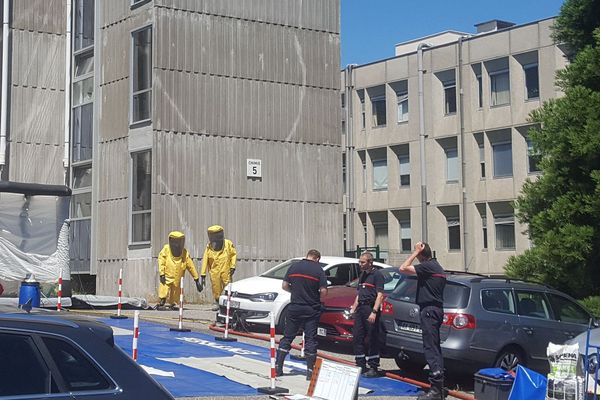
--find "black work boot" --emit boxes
[275,350,287,377]
[363,366,379,378]
[306,354,317,380]
[155,298,166,310]
[417,385,444,400]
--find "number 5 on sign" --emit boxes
[246,159,262,178]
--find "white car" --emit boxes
[217,256,393,331]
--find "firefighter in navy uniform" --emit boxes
[350,252,385,378]
[400,242,447,400]
[275,249,328,380]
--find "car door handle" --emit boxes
[522,327,534,335]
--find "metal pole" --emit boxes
[458,36,469,272]
[418,43,431,243]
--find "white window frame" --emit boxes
[476,73,483,108]
[445,147,459,183]
[397,92,409,123]
[447,217,461,251]
[492,141,513,178]
[372,158,388,191]
[371,95,387,127]
[479,141,486,179]
[490,69,510,106]
[130,150,152,245]
[71,164,93,221]
[495,214,515,250]
[481,215,488,250]
[130,25,153,125]
[399,154,410,187]
[523,63,539,100]
[443,80,457,115]
[400,220,412,253]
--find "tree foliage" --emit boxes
[505,3,600,298]
[553,0,600,55]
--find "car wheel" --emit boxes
[494,347,525,371]
[276,307,289,334]
[394,353,424,372]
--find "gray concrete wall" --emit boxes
[345,18,567,274]
[96,1,342,300]
[6,0,66,184]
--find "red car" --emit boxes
[317,267,406,343]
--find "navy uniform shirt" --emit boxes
[415,259,446,308]
[357,268,384,305]
[284,259,327,307]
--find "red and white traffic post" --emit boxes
[257,312,288,395]
[56,269,63,311]
[170,276,190,332]
[291,331,306,360]
[111,268,127,319]
[215,281,237,342]
[132,310,140,361]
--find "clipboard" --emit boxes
[305,358,361,400]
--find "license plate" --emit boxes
[222,299,240,309]
[398,323,422,334]
[317,327,327,337]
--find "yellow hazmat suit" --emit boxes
[158,231,199,305]
[201,225,237,303]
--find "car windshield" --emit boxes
[261,259,327,280]
[388,276,470,308]
[346,268,405,294]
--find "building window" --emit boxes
[342,154,347,194]
[490,69,510,106]
[527,139,541,173]
[358,90,366,130]
[71,53,94,163]
[131,150,152,244]
[359,151,367,193]
[341,93,346,109]
[131,0,150,6]
[495,215,515,250]
[131,26,152,124]
[524,63,539,100]
[372,159,388,191]
[447,217,461,250]
[472,63,483,108]
[399,155,410,187]
[400,221,411,253]
[445,147,459,182]
[74,0,94,51]
[371,95,386,127]
[373,222,389,260]
[397,92,408,123]
[492,142,513,177]
[444,80,457,114]
[479,141,486,178]
[482,215,488,250]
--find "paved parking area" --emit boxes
[74,304,470,399]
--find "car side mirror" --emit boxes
[593,317,600,328]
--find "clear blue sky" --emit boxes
[341,0,565,67]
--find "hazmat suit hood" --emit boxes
[169,231,185,257]
[207,225,224,251]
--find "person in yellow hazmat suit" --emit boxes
[201,225,237,311]
[157,231,203,310]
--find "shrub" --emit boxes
[579,296,600,317]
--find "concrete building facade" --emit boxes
[1,0,341,300]
[341,18,567,275]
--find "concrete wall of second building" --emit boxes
[343,18,567,275]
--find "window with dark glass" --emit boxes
[131,150,152,243]
[74,0,94,51]
[131,26,153,123]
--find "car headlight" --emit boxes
[249,292,278,302]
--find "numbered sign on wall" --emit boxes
[246,159,262,178]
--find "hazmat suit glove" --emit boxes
[160,275,166,285]
[194,278,203,293]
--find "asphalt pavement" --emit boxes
[73,303,472,400]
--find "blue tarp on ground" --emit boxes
[102,318,419,397]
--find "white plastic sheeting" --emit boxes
[0,192,70,283]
